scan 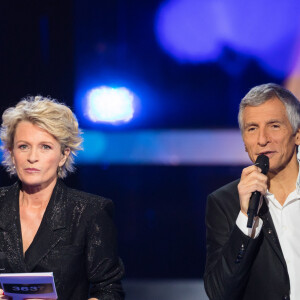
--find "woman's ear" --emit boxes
[59,148,71,167]
[10,150,15,165]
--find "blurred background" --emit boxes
[1,1,300,299]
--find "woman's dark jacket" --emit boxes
[0,179,125,300]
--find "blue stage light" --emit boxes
[155,0,221,63]
[155,0,300,77]
[85,86,135,124]
[76,131,107,164]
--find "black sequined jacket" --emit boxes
[0,179,125,300]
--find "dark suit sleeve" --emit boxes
[204,192,262,300]
[86,200,125,300]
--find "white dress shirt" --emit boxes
[236,163,300,300]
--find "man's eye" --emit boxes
[248,127,256,132]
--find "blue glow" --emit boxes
[155,0,222,62]
[155,0,300,76]
[85,86,135,124]
[75,129,250,165]
[76,131,107,164]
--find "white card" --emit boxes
[0,272,57,300]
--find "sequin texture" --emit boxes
[0,180,125,300]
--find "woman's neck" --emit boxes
[20,178,57,208]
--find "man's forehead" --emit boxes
[242,97,291,126]
[243,98,286,116]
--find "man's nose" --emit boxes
[258,128,269,146]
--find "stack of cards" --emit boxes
[0,273,57,300]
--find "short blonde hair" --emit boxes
[0,95,83,178]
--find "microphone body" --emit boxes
[247,154,269,228]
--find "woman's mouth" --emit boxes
[24,168,40,173]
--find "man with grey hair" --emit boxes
[204,83,300,300]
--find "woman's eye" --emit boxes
[18,144,28,150]
[42,144,51,150]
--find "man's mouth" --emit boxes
[258,151,275,157]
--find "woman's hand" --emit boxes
[0,289,11,299]
[0,289,54,300]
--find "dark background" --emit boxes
[0,1,287,279]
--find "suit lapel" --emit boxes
[0,182,27,272]
[24,180,67,271]
[258,197,288,270]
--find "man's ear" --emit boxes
[295,129,300,146]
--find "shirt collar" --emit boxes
[265,147,300,205]
[296,147,300,193]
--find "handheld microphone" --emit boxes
[247,154,269,228]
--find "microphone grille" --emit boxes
[255,154,269,175]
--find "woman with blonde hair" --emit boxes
[0,96,124,300]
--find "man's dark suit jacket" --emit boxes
[204,179,290,300]
[0,180,124,300]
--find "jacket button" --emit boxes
[282,295,289,300]
[268,229,272,234]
